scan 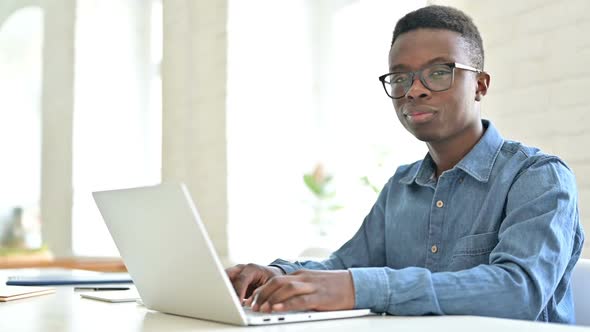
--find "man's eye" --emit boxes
[430,70,451,79]
[392,75,409,84]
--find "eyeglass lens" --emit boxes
[385,64,454,98]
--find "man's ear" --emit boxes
[475,71,490,101]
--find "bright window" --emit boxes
[227,0,426,263]
[71,0,162,256]
[0,7,44,249]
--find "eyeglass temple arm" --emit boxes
[454,63,481,73]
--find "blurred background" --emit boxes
[0,0,588,267]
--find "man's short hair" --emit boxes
[392,5,484,70]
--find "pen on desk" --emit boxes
[74,287,130,291]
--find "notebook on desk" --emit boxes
[80,288,140,303]
[0,285,55,302]
[6,269,132,286]
[93,183,371,326]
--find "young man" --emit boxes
[226,5,584,323]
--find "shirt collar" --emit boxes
[399,120,504,185]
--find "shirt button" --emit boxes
[431,245,438,253]
[436,200,444,208]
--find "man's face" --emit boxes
[389,28,483,143]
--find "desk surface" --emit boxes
[1,269,588,332]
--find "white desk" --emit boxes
[1,269,588,332]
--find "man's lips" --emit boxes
[402,105,438,116]
[402,108,437,124]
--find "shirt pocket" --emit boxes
[448,230,499,271]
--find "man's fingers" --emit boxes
[233,264,273,301]
[249,269,354,313]
[264,281,314,309]
[254,278,315,313]
[233,272,256,301]
[271,294,316,312]
[244,285,262,307]
[251,276,289,311]
[226,265,248,300]
[225,265,244,281]
[226,263,287,305]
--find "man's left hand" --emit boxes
[246,269,355,313]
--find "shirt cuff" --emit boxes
[349,267,390,312]
[269,258,301,274]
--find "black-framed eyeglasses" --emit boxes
[378,62,481,99]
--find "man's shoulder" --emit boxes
[499,139,541,157]
[498,139,573,180]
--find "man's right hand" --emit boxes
[225,263,284,303]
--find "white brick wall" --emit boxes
[432,0,590,257]
[162,0,229,260]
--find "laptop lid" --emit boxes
[93,183,248,326]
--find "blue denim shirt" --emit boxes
[271,120,584,323]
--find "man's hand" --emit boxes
[247,269,355,313]
[225,263,284,303]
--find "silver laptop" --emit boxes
[93,183,371,326]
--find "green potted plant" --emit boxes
[303,164,342,237]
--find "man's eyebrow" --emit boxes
[390,56,453,72]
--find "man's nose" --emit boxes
[405,76,431,100]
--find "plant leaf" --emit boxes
[328,204,344,211]
[304,174,323,196]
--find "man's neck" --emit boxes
[427,122,484,178]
